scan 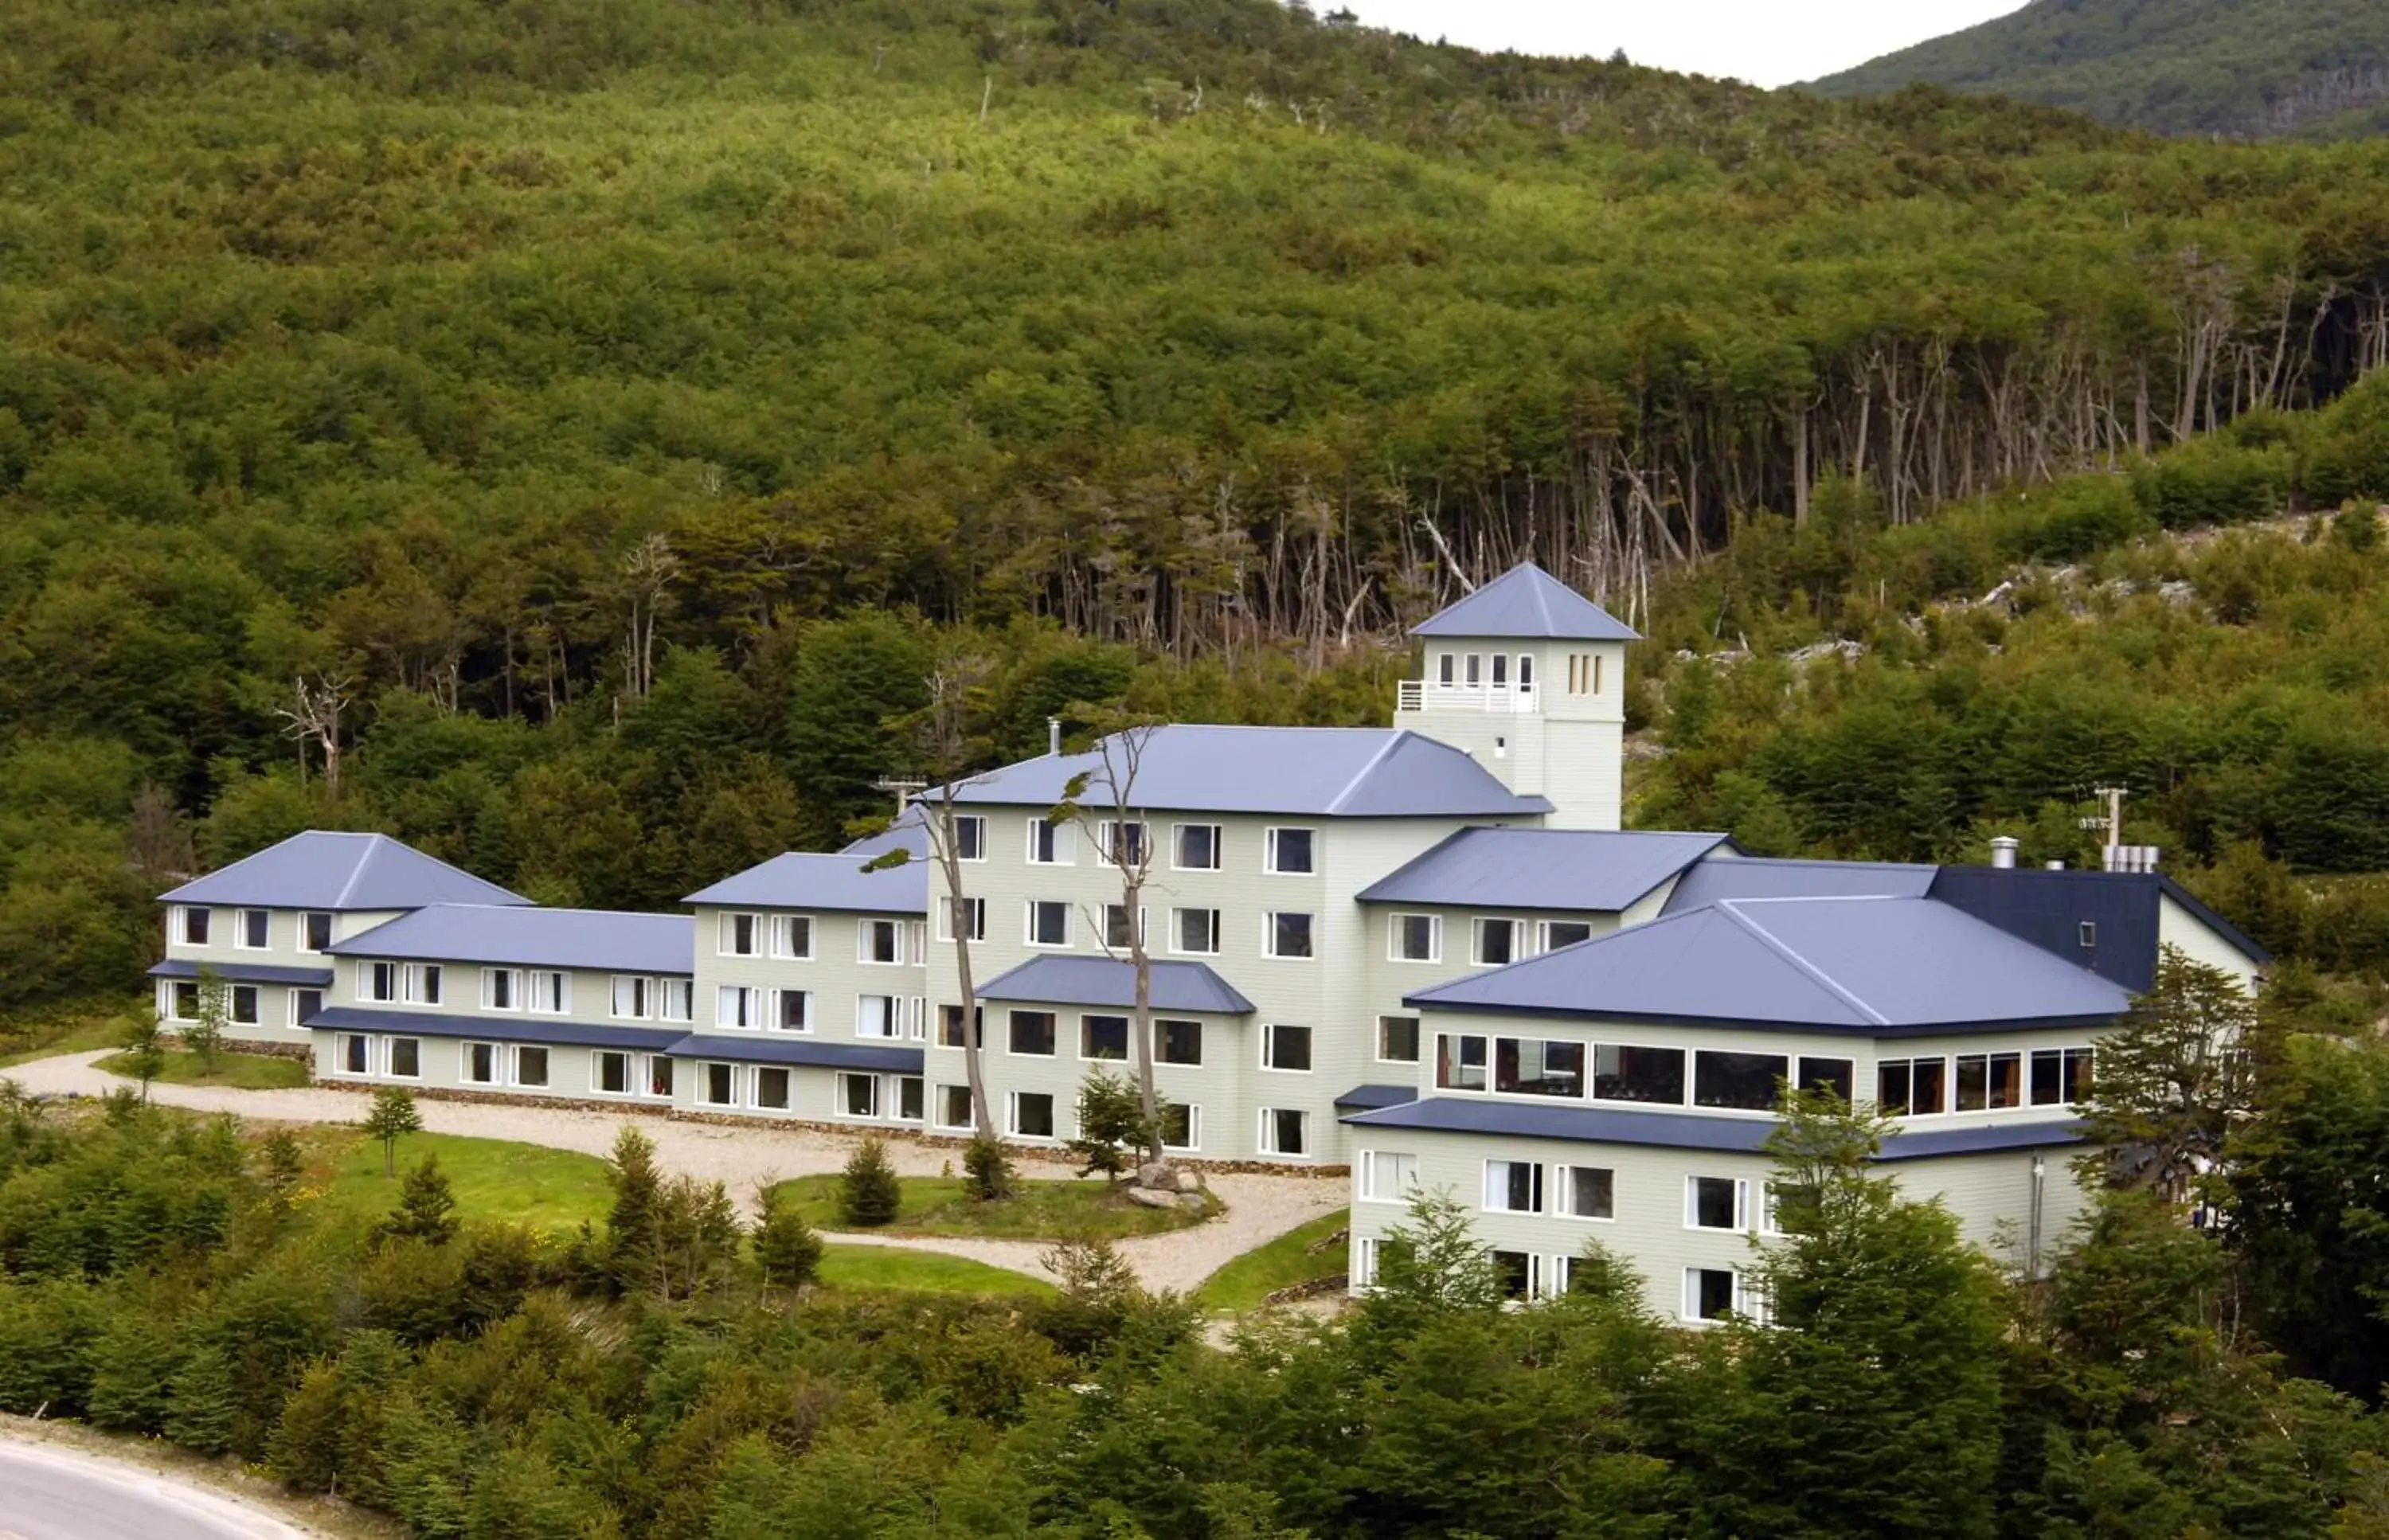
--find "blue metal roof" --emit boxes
[945,725,1551,819]
[159,831,530,912]
[840,811,931,863]
[682,850,928,913]
[1359,827,1734,912]
[1929,866,2271,992]
[1335,1083,1421,1111]
[328,905,693,975]
[977,956,1256,1015]
[309,1006,684,1051]
[1406,896,2133,1034]
[1340,1095,2083,1161]
[149,959,334,987]
[1411,562,1640,642]
[1662,855,1937,915]
[660,1034,923,1073]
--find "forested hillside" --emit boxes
[1809,0,2389,140]
[11,0,2389,1006]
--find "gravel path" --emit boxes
[3,1051,1346,1295]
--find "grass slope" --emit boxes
[1194,1210,1348,1312]
[1808,0,2389,139]
[97,1048,309,1089]
[771,1173,1216,1241]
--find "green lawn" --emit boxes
[1194,1211,1350,1312]
[98,1048,309,1089]
[770,1172,1218,1240]
[819,1244,1056,1297]
[313,1131,617,1234]
[0,1006,136,1069]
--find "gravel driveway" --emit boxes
[3,1051,1346,1295]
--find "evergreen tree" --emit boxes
[361,1087,423,1179]
[84,1311,184,1433]
[1066,1070,1148,1186]
[186,967,228,1073]
[603,1124,663,1296]
[837,1136,903,1228]
[753,1185,823,1292]
[1348,1190,1503,1370]
[164,1343,238,1455]
[260,1127,305,1201]
[116,1007,165,1101]
[963,1130,1015,1202]
[2078,945,2258,1198]
[377,1154,458,1246]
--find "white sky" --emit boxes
[1337,0,2032,88]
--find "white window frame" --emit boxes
[1388,913,1442,963]
[382,1036,421,1079]
[1484,1159,1546,1215]
[401,963,442,1006]
[176,906,211,947]
[1261,1022,1313,1073]
[749,1064,794,1113]
[1006,1009,1059,1058]
[1025,818,1074,866]
[1263,826,1317,876]
[1100,903,1147,952]
[1355,1151,1417,1204]
[298,911,334,955]
[718,912,761,957]
[935,1084,976,1132]
[1155,1018,1203,1068]
[659,978,694,1022]
[1096,819,1151,870]
[481,967,521,1012]
[770,914,814,960]
[362,961,398,1003]
[234,908,272,951]
[643,1055,675,1099]
[1007,1089,1058,1140]
[1257,1107,1310,1158]
[229,984,260,1026]
[1684,1175,1752,1233]
[771,987,812,1034]
[716,984,762,1030]
[1160,1101,1202,1152]
[837,1071,884,1119]
[936,896,987,944]
[1171,906,1222,956]
[698,1061,740,1108]
[855,993,905,1041]
[1537,919,1596,954]
[954,815,988,862]
[1490,1249,1546,1304]
[893,1075,925,1122]
[287,987,323,1028]
[1682,1267,1746,1325]
[611,975,653,1020]
[336,1032,376,1077]
[1472,917,1524,967]
[1355,1235,1382,1289]
[510,1044,551,1090]
[858,917,906,966]
[526,970,569,1015]
[1262,911,1315,961]
[1171,822,1223,872]
[463,1041,499,1085]
[1025,900,1072,949]
[592,1049,636,1098]
[1558,1163,1617,1222]
[1375,1014,1421,1065]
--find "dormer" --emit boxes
[1394,563,1637,831]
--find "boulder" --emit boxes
[1136,1159,1176,1189]
[1174,1171,1202,1193]
[1126,1186,1181,1210]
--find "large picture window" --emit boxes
[1694,1049,1789,1112]
[1878,1057,1949,1116]
[1495,1038,1584,1098]
[1593,1044,1685,1104]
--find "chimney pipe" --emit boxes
[1989,835,2019,870]
[1048,717,1062,756]
[2045,860,2066,870]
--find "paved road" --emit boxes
[0,1436,315,1540]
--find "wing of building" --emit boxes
[147,564,2270,1321]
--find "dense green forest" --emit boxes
[1809,0,2389,141]
[10,987,2389,1540]
[14,0,2389,1008]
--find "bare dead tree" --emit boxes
[276,675,354,800]
[1054,717,1167,1165]
[620,534,679,701]
[125,783,194,893]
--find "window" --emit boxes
[229,986,259,1025]
[1355,1235,1382,1289]
[955,815,987,862]
[596,1051,631,1095]
[298,911,333,953]
[1159,1102,1199,1151]
[1492,1251,1539,1303]
[1464,654,1484,687]
[857,995,902,1040]
[1687,1176,1748,1231]
[168,981,199,1021]
[2031,1048,2095,1106]
[896,1077,925,1120]
[483,968,519,1011]
[859,918,905,964]
[1567,653,1605,697]
[1173,823,1222,871]
[1518,654,1535,690]
[2078,921,2098,949]
[1593,1044,1686,1104]
[364,962,398,1003]
[1490,653,1509,688]
[771,915,813,960]
[1695,1049,1789,1112]
[647,1057,675,1098]
[701,1063,737,1108]
[938,1004,979,1049]
[341,1034,371,1075]
[1026,819,1073,865]
[1010,1091,1056,1139]
[1437,1034,1488,1092]
[753,1067,792,1111]
[1357,1151,1417,1203]
[1378,1015,1421,1063]
[1265,912,1314,960]
[1259,1108,1308,1156]
[1099,820,1150,868]
[1484,1159,1546,1214]
[1436,652,1456,686]
[720,912,760,956]
[612,975,653,1020]
[1495,1038,1585,1097]
[1008,1010,1057,1056]
[404,964,442,1006]
[1684,1268,1738,1323]
[1877,1057,1948,1116]
[1539,920,1594,952]
[514,1046,549,1089]
[659,979,693,1022]
[717,985,761,1030]
[840,1073,881,1117]
[527,971,568,1014]
[1560,1165,1615,1220]
[289,987,323,1026]
[772,989,811,1033]
[1026,901,1070,948]
[937,896,987,943]
[938,1084,975,1130]
[1795,1056,1855,1108]
[1474,917,1522,967]
[1265,827,1316,875]
[465,1042,497,1085]
[1172,907,1221,956]
[1263,1023,1312,1073]
[178,907,211,946]
[1155,1018,1202,1066]
[1955,1051,2023,1112]
[1081,1014,1129,1061]
[235,909,269,949]
[1101,904,1144,951]
[1389,913,1441,963]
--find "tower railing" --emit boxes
[1396,680,1540,714]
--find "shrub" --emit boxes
[962,1131,1015,1202]
[837,1137,902,1228]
